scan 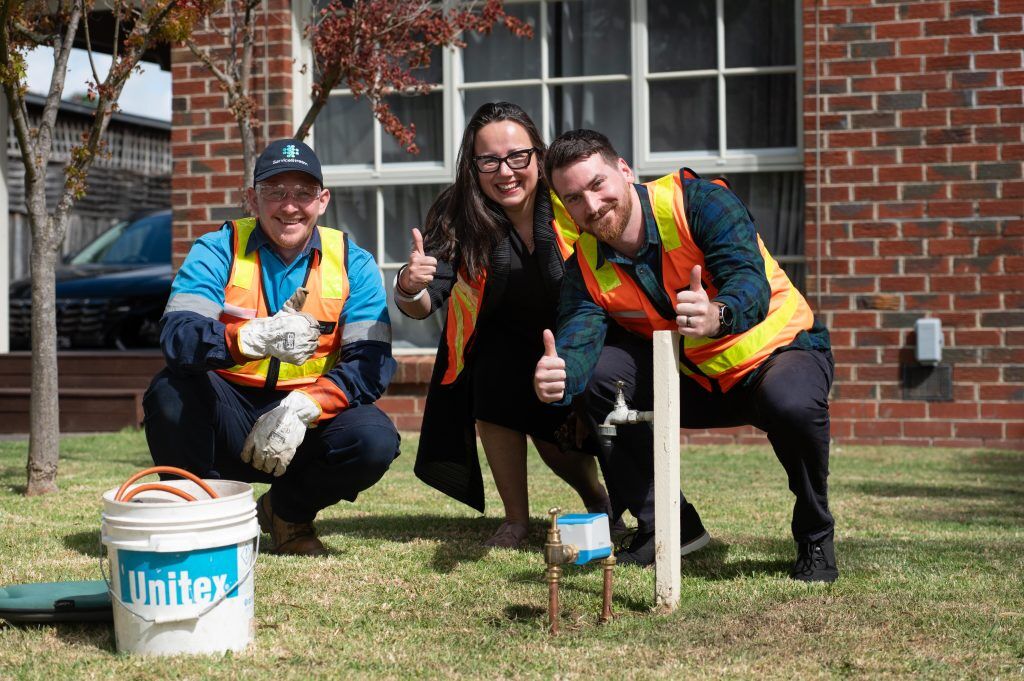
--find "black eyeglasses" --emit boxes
[472,148,538,173]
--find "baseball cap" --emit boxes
[253,139,323,187]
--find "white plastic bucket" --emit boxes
[101,478,259,656]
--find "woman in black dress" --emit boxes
[394,102,611,548]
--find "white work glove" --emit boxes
[237,287,321,365]
[240,391,321,477]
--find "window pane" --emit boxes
[462,87,543,130]
[649,79,718,152]
[725,171,806,291]
[382,92,444,163]
[648,0,716,72]
[318,95,373,166]
[725,0,796,68]
[388,282,445,351]
[547,0,629,77]
[462,3,540,82]
[382,184,446,265]
[725,74,796,149]
[550,82,633,163]
[324,186,376,258]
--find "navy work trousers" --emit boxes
[578,329,835,543]
[143,367,400,523]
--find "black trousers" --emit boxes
[143,368,400,523]
[578,330,835,543]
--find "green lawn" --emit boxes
[0,431,1022,679]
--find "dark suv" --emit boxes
[9,210,172,350]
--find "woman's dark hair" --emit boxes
[423,101,546,279]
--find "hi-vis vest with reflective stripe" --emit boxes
[215,218,349,389]
[574,170,815,393]
[439,191,580,385]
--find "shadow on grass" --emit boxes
[0,464,27,494]
[317,514,528,572]
[2,621,115,653]
[851,480,1024,526]
[63,531,103,558]
[678,538,792,581]
[956,451,1024,479]
[503,564,651,615]
[54,623,116,653]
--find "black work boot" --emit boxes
[616,503,710,567]
[790,533,839,583]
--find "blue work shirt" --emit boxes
[160,220,396,410]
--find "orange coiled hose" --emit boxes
[115,465,219,502]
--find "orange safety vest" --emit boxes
[439,191,579,385]
[573,169,814,393]
[215,217,349,389]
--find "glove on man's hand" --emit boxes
[237,286,320,365]
[279,286,308,315]
[240,391,321,477]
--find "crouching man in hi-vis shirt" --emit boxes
[144,139,400,556]
[534,130,838,582]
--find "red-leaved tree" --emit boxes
[188,0,531,192]
[295,0,532,146]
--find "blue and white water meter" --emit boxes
[555,513,613,565]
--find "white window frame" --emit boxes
[294,0,804,175]
[291,0,804,351]
[632,0,804,177]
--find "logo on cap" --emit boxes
[282,144,300,159]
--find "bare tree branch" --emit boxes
[0,0,41,187]
[79,0,103,87]
[35,1,84,167]
[12,19,50,44]
[188,37,234,87]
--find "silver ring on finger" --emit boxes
[684,315,690,328]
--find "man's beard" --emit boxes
[587,199,631,242]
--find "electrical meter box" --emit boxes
[915,318,943,365]
[556,513,612,565]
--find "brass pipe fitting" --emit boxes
[599,554,616,624]
[546,563,562,635]
[545,507,577,635]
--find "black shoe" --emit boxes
[790,534,839,583]
[681,502,711,556]
[616,503,711,567]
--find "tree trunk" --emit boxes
[26,215,62,496]
[240,119,256,190]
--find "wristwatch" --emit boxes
[717,303,733,335]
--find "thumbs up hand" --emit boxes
[399,227,437,295]
[674,265,717,337]
[534,329,566,403]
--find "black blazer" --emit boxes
[412,190,565,512]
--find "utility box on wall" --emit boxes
[914,318,943,366]
[903,318,952,401]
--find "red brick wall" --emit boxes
[803,0,1023,449]
[170,0,296,263]
[171,1,1023,448]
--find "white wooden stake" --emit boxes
[652,329,681,610]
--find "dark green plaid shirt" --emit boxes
[555,174,830,401]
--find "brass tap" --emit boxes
[545,506,579,566]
